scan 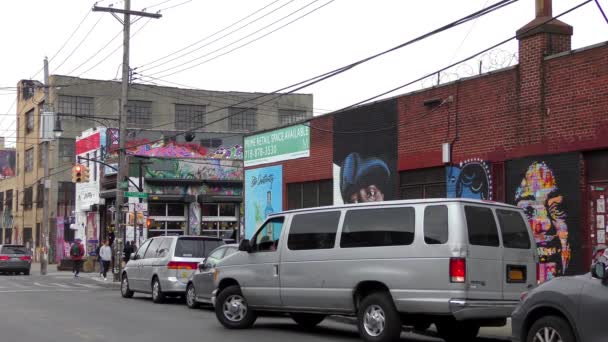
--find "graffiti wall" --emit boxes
[333,100,398,205]
[506,153,582,282]
[145,159,243,181]
[86,212,99,257]
[244,165,282,239]
[0,149,16,179]
[447,159,492,200]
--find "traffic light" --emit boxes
[146,218,155,229]
[81,165,90,182]
[72,164,83,183]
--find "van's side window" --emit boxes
[465,206,500,247]
[136,239,151,259]
[341,207,415,248]
[144,238,162,259]
[287,211,341,250]
[252,217,285,252]
[424,205,449,244]
[496,209,531,249]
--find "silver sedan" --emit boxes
[185,244,238,308]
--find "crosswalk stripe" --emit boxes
[72,283,100,289]
[50,283,74,288]
[34,282,54,287]
[0,289,90,293]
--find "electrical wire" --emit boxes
[158,0,192,12]
[52,16,105,74]
[137,0,291,71]
[146,0,334,77]
[595,0,608,23]
[67,29,123,75]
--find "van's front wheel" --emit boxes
[357,292,402,342]
[436,320,480,342]
[215,285,257,329]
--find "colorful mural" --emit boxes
[333,100,398,205]
[0,149,16,179]
[145,159,243,181]
[244,165,282,239]
[189,203,201,236]
[447,159,492,200]
[507,154,582,282]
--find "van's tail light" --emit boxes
[0,256,9,261]
[20,256,31,261]
[167,261,198,270]
[450,258,466,283]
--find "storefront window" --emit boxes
[167,204,184,216]
[148,203,187,237]
[219,203,236,216]
[201,202,238,239]
[202,204,218,216]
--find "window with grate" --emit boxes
[0,192,4,211]
[36,183,44,206]
[38,143,46,169]
[199,138,223,148]
[287,180,333,210]
[127,100,152,128]
[58,139,75,163]
[57,182,75,216]
[279,109,307,125]
[399,167,446,199]
[5,190,12,212]
[23,187,33,210]
[229,107,257,131]
[25,148,34,172]
[58,95,93,118]
[25,109,35,134]
[175,104,206,130]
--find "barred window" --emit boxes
[58,95,93,118]
[175,104,206,130]
[36,183,44,206]
[199,138,222,148]
[25,148,34,172]
[127,100,152,128]
[23,187,33,210]
[58,138,75,163]
[229,107,257,131]
[38,143,47,169]
[279,109,307,125]
[25,109,35,134]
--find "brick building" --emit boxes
[243,0,608,282]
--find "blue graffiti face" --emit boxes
[447,160,492,200]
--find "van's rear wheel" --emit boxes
[357,292,402,342]
[215,285,257,329]
[436,320,480,342]
[291,313,326,328]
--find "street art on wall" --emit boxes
[244,165,282,239]
[506,153,581,283]
[146,184,243,197]
[0,149,16,179]
[333,100,398,205]
[86,212,99,257]
[447,159,492,200]
[189,203,201,236]
[145,159,243,181]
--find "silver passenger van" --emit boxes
[211,199,537,342]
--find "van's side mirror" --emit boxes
[198,261,206,272]
[238,239,252,253]
[130,253,136,260]
[592,262,608,281]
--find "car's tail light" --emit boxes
[450,258,466,283]
[20,256,31,261]
[0,256,9,261]
[167,261,198,270]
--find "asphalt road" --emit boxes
[0,271,512,342]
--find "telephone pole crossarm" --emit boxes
[92,6,162,18]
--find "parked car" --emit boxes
[185,243,239,309]
[512,261,608,342]
[0,245,32,275]
[211,199,538,342]
[120,236,224,303]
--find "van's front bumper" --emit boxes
[449,299,518,320]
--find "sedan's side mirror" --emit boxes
[238,239,252,253]
[592,262,607,281]
[198,262,205,272]
[130,253,136,260]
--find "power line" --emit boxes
[595,0,608,23]
[137,0,289,71]
[52,15,105,74]
[145,0,334,78]
[67,29,123,75]
[158,0,192,12]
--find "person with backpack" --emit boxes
[70,238,85,277]
[99,240,112,281]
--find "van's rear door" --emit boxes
[495,209,536,300]
[463,205,502,300]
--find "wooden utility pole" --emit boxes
[40,57,50,275]
[93,0,160,281]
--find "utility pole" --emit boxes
[40,57,50,275]
[93,1,160,281]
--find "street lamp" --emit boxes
[53,115,63,138]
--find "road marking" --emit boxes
[72,283,101,289]
[50,283,75,288]
[34,282,54,287]
[0,289,90,293]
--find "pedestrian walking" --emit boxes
[123,241,133,263]
[70,238,85,278]
[95,243,103,277]
[99,240,112,281]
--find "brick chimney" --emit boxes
[517,0,572,111]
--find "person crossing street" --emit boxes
[99,240,112,281]
[70,238,85,278]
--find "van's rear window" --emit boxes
[465,206,500,247]
[496,209,531,249]
[174,238,215,258]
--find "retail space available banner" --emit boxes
[244,165,282,239]
[244,125,310,167]
[333,100,398,205]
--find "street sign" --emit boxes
[118,181,129,190]
[124,191,148,199]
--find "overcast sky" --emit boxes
[1,0,607,146]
